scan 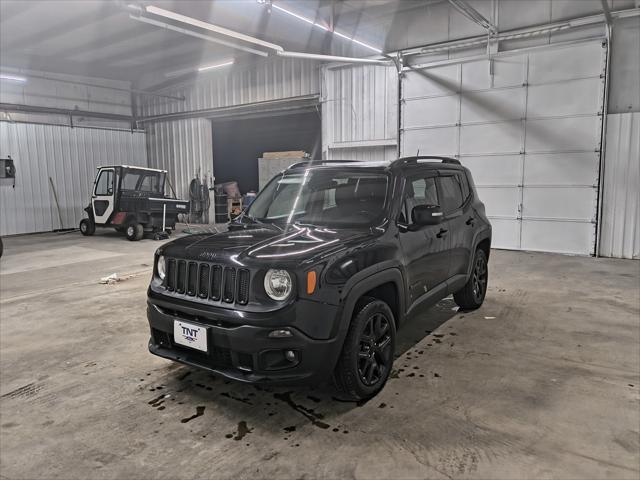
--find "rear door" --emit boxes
[398,172,451,307]
[437,172,472,278]
[92,168,115,224]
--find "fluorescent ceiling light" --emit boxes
[0,73,27,83]
[198,60,234,71]
[165,59,234,77]
[267,2,382,54]
[272,4,314,26]
[269,3,328,31]
[130,14,268,57]
[145,5,282,52]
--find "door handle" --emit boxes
[466,217,475,226]
[436,228,448,238]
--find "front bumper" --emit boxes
[146,297,345,385]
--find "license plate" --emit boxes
[173,320,208,352]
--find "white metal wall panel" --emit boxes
[146,118,213,201]
[401,40,605,254]
[599,112,640,259]
[322,64,398,162]
[0,122,146,235]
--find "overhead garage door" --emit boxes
[401,40,606,255]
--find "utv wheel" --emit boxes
[333,298,396,401]
[125,221,144,241]
[454,248,488,310]
[79,218,95,236]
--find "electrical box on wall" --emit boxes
[0,156,16,187]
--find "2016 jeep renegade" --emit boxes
[147,156,491,400]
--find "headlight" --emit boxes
[157,255,166,280]
[264,269,292,301]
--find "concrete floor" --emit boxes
[1,229,639,479]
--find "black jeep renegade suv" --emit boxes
[147,156,491,400]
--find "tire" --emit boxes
[333,297,396,401]
[454,248,488,310]
[125,221,144,241]
[79,218,95,236]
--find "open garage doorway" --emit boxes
[211,111,321,194]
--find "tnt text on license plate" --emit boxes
[173,320,208,352]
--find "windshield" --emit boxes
[246,169,389,227]
[121,169,164,194]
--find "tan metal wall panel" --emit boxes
[599,112,640,259]
[0,122,146,235]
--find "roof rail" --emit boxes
[390,156,461,168]
[287,160,362,170]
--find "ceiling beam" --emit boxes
[447,0,497,35]
[600,0,613,26]
[0,103,134,122]
[276,50,392,64]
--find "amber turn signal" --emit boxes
[306,271,317,295]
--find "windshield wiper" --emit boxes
[292,221,319,229]
[243,214,282,231]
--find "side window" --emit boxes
[458,173,470,200]
[95,170,113,196]
[403,176,438,224]
[437,176,464,214]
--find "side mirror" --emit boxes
[412,204,443,226]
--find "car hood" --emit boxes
[161,225,376,266]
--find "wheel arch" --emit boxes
[464,227,491,279]
[340,267,406,331]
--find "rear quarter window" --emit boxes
[437,175,464,214]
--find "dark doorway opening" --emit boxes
[211,111,321,194]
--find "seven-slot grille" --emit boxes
[164,258,249,305]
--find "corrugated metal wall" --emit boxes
[321,64,398,162]
[599,112,640,259]
[146,118,213,201]
[141,58,320,117]
[0,122,146,235]
[1,68,133,130]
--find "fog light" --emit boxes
[284,350,297,362]
[268,329,293,338]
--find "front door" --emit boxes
[92,168,115,224]
[398,174,451,309]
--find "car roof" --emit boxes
[97,165,167,173]
[285,157,464,174]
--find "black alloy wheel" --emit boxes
[471,253,488,304]
[453,247,489,310]
[334,298,396,401]
[357,312,393,386]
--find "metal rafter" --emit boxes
[447,0,498,35]
[600,0,613,26]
